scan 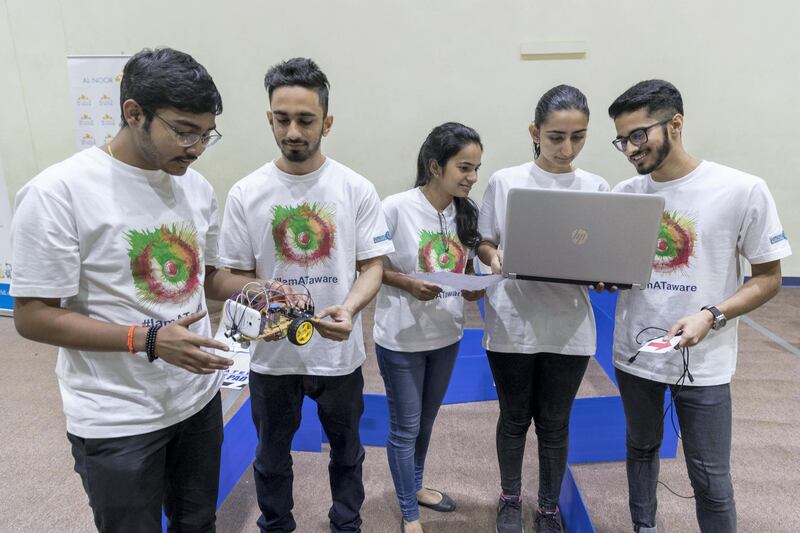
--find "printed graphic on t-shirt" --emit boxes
[417,230,466,273]
[272,202,336,266]
[770,230,787,245]
[654,210,697,273]
[126,223,202,305]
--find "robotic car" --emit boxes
[223,281,316,347]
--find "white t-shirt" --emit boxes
[478,161,610,355]
[10,147,222,439]
[613,161,792,386]
[374,187,468,352]
[219,158,394,376]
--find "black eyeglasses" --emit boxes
[146,109,222,148]
[611,117,672,152]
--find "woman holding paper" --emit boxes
[373,122,484,533]
[477,85,609,533]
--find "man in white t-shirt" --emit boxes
[607,79,791,533]
[11,48,265,532]
[218,58,393,533]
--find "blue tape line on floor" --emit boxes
[217,398,259,507]
[588,290,618,385]
[568,394,678,464]
[357,394,390,447]
[442,328,497,405]
[163,397,260,531]
[560,465,596,533]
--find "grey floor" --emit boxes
[1,289,798,532]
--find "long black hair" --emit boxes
[415,122,482,249]
[532,85,589,158]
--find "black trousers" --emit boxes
[487,351,588,509]
[249,368,366,533]
[68,392,223,533]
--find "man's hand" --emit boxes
[155,311,233,374]
[261,279,305,308]
[462,289,485,301]
[664,310,714,348]
[314,305,354,341]
[589,282,619,293]
[490,249,504,275]
[258,327,284,343]
[409,279,443,301]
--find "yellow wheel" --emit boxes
[288,318,314,346]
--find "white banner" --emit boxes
[0,158,13,315]
[67,55,130,152]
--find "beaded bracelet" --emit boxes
[145,324,162,363]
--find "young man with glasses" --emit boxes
[219,57,393,533]
[11,47,260,532]
[607,79,791,532]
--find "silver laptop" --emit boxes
[501,188,665,289]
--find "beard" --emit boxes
[134,124,195,175]
[280,132,323,163]
[635,131,671,175]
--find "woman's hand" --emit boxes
[462,289,485,301]
[409,279,443,301]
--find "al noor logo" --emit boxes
[79,113,93,126]
[272,202,336,266]
[76,94,91,106]
[80,133,95,146]
[101,113,115,126]
[654,210,697,273]
[99,94,113,106]
[418,230,466,273]
[126,223,202,305]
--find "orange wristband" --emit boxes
[127,325,138,353]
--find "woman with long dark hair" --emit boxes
[477,86,609,533]
[374,122,484,533]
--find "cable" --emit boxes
[657,480,694,499]
[629,326,697,501]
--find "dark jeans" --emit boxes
[249,368,365,533]
[68,392,223,533]
[616,369,736,533]
[486,351,589,510]
[375,341,460,521]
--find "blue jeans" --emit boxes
[486,351,589,510]
[249,368,365,533]
[616,369,736,533]
[68,392,223,533]
[375,342,460,522]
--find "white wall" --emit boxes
[2,0,798,274]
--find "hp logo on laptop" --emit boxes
[571,228,589,245]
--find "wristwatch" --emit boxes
[701,305,727,330]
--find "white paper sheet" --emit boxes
[638,336,682,354]
[214,320,252,389]
[409,272,503,291]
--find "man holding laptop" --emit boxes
[608,80,791,532]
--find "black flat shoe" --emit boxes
[417,489,456,512]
